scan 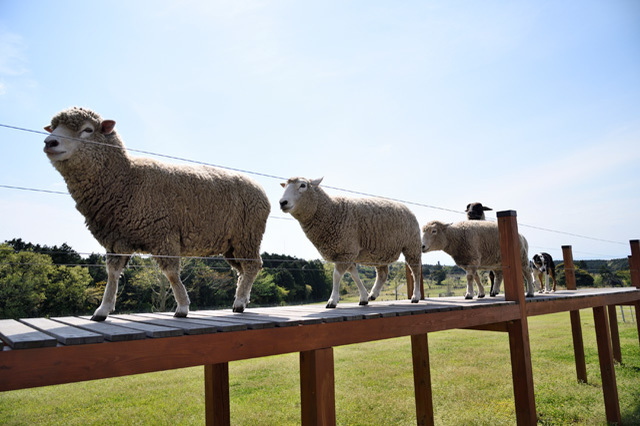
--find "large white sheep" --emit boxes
[421,220,535,298]
[279,177,422,308]
[43,107,270,320]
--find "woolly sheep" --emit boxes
[421,220,535,298]
[465,202,495,289]
[279,177,422,308]
[43,107,270,320]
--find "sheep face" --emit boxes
[466,202,492,220]
[279,177,323,215]
[421,220,449,253]
[44,120,116,163]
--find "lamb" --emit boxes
[279,177,422,308]
[421,220,535,299]
[43,107,270,320]
[531,252,557,293]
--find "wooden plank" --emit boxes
[94,316,183,338]
[0,303,523,391]
[51,317,146,342]
[186,310,288,329]
[21,318,103,345]
[593,306,621,424]
[300,348,336,425]
[569,311,588,383]
[0,319,57,349]
[205,363,230,426]
[125,313,232,334]
[411,334,434,426]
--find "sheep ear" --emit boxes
[310,177,323,187]
[101,120,116,135]
[280,183,286,188]
[44,125,53,133]
[483,206,493,211]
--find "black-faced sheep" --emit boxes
[465,202,495,291]
[531,252,557,293]
[465,202,492,220]
[44,107,270,320]
[421,220,535,298]
[279,177,422,308]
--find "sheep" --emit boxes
[531,252,557,293]
[421,220,535,299]
[43,107,270,320]
[279,177,422,308]
[465,202,492,220]
[465,202,495,292]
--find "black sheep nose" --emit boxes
[279,200,288,208]
[45,140,59,148]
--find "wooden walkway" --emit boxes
[1,212,640,425]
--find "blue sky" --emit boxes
[1,0,639,266]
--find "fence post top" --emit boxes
[562,245,572,249]
[496,210,517,218]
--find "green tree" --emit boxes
[0,244,51,318]
[42,265,92,316]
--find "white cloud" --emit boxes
[0,30,28,76]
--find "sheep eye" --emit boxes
[82,128,93,134]
[431,229,437,234]
[300,183,306,189]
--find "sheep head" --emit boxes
[279,176,323,216]
[465,202,492,220]
[421,220,451,253]
[43,107,118,163]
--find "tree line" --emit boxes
[0,238,634,319]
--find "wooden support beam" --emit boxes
[593,306,621,424]
[411,334,434,426]
[497,210,537,426]
[607,305,622,364]
[629,241,640,348]
[204,363,230,426]
[562,245,587,383]
[300,348,336,426]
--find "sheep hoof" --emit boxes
[464,294,473,300]
[526,292,534,298]
[411,298,419,304]
[90,314,106,322]
[174,311,188,318]
[326,302,337,309]
[232,306,245,313]
[359,300,369,306]
[477,294,485,299]
[368,295,376,301]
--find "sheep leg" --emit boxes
[347,264,370,305]
[474,272,485,298]
[533,271,544,294]
[407,262,422,303]
[232,260,261,313]
[464,272,475,299]
[490,271,503,297]
[156,257,190,317]
[327,262,350,308]
[524,267,535,298]
[91,254,131,321]
[368,265,389,302]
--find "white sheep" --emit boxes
[43,107,270,320]
[279,177,422,308]
[421,220,535,299]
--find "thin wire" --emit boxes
[0,122,629,246]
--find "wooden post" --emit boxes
[562,245,587,383]
[593,306,621,424]
[629,240,640,347]
[300,348,336,426]
[497,210,537,426]
[608,305,622,363]
[204,363,231,426]
[411,334,434,426]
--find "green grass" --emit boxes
[1,310,638,425]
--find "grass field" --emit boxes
[1,308,638,425]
